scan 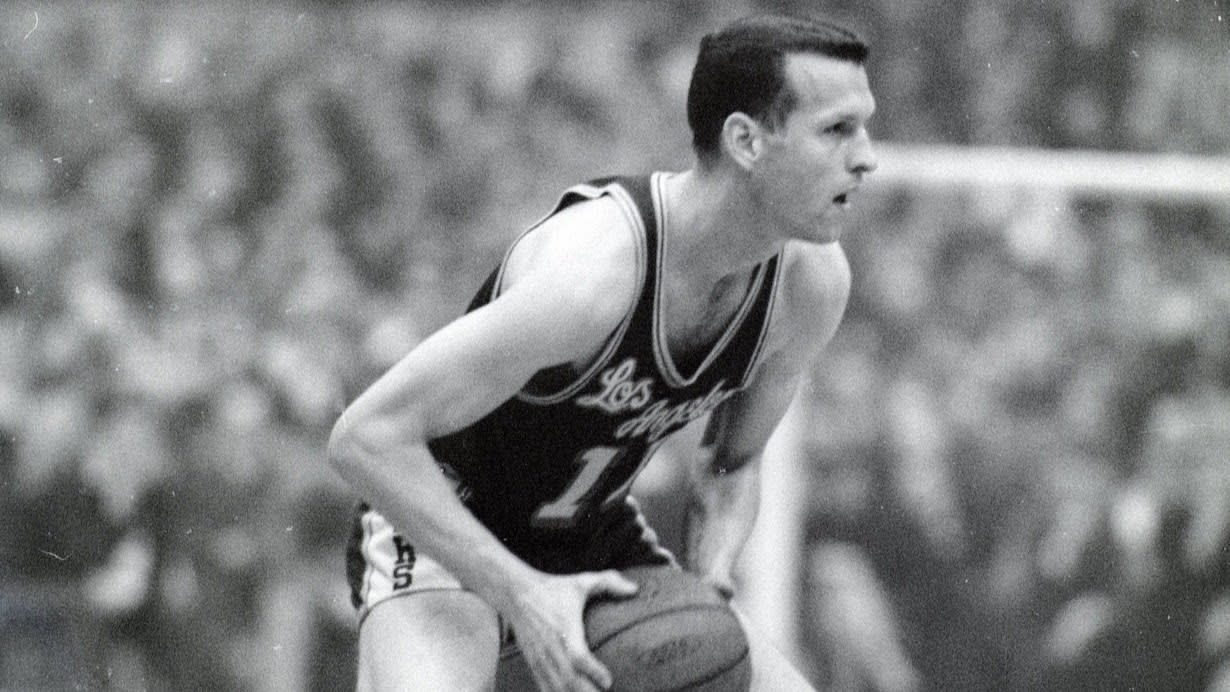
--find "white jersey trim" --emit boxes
[737,250,783,389]
[650,172,773,389]
[497,181,649,406]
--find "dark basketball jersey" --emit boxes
[428,173,781,560]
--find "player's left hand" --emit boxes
[700,570,736,601]
[507,569,638,691]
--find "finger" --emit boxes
[524,645,564,692]
[525,660,554,692]
[588,569,638,598]
[702,573,736,600]
[710,578,736,601]
[565,636,613,691]
[575,660,611,691]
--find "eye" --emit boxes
[823,121,855,136]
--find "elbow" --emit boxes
[327,404,430,490]
[327,409,372,488]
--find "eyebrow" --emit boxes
[812,97,876,124]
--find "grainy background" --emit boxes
[1,1,1228,689]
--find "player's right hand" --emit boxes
[506,570,638,691]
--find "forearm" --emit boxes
[327,419,539,615]
[682,454,762,596]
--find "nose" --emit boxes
[848,129,878,176]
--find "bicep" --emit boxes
[343,279,609,448]
[346,310,537,441]
[341,205,637,448]
[700,353,805,472]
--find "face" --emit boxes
[750,53,877,244]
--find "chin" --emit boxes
[802,222,842,244]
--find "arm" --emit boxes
[683,243,852,596]
[328,198,638,691]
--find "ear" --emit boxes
[719,112,764,171]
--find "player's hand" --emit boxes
[507,570,638,691]
[699,570,736,601]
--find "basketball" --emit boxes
[583,566,751,692]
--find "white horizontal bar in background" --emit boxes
[872,143,1230,202]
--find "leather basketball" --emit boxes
[584,566,751,692]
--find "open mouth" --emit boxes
[833,192,849,205]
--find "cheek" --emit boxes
[771,153,816,190]
[786,140,839,179]
[785,157,839,203]
[758,143,835,205]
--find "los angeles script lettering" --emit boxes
[575,358,653,413]
[575,358,737,443]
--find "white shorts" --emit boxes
[346,508,467,624]
[345,498,675,631]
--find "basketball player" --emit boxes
[329,13,877,691]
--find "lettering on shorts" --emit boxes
[392,535,416,590]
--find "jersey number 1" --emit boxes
[532,447,629,529]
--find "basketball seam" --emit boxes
[588,602,742,650]
[663,644,750,692]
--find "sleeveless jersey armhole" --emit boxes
[736,251,785,390]
[494,181,649,405]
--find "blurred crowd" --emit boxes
[0,1,1227,690]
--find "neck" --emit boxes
[661,167,782,283]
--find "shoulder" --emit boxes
[764,241,851,359]
[779,241,851,332]
[781,241,851,306]
[497,194,643,345]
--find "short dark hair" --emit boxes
[686,14,869,164]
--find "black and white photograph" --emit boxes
[2,1,1229,690]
